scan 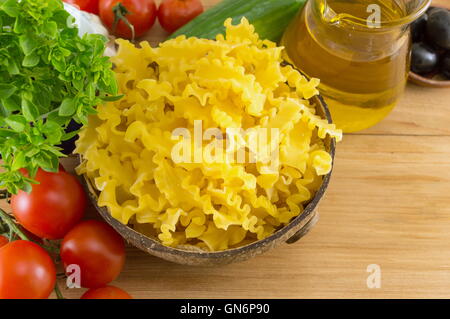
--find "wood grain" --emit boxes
[5,0,450,299]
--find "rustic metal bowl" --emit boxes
[82,94,336,266]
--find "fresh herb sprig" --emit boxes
[0,0,119,194]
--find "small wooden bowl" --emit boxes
[409,71,450,88]
[81,95,336,266]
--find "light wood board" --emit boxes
[4,0,450,299]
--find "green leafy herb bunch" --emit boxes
[0,0,119,194]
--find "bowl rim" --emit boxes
[408,71,450,88]
[80,94,336,259]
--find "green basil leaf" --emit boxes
[1,0,20,17]
[19,34,38,56]
[0,128,15,138]
[47,110,70,126]
[26,165,38,179]
[6,60,20,75]
[25,147,40,157]
[38,151,59,172]
[89,35,107,57]
[21,98,39,121]
[22,52,40,67]
[59,97,77,116]
[101,94,124,102]
[51,57,66,73]
[42,120,60,133]
[42,121,62,144]
[43,21,57,38]
[86,82,95,99]
[0,104,10,118]
[2,95,21,112]
[0,84,16,99]
[13,15,28,33]
[61,129,79,141]
[41,144,65,157]
[4,115,27,132]
[11,152,27,171]
[76,112,88,125]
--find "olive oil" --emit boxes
[282,0,412,132]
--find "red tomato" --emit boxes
[64,0,100,15]
[60,220,126,288]
[0,236,8,248]
[99,0,157,39]
[158,0,204,33]
[11,168,86,240]
[0,240,56,299]
[81,285,132,299]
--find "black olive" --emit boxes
[411,14,427,42]
[442,52,450,79]
[411,42,438,74]
[426,9,450,49]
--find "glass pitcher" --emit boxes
[282,0,431,132]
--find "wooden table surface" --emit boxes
[5,0,450,299]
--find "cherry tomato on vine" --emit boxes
[158,0,204,33]
[0,240,56,299]
[64,0,100,15]
[11,168,86,240]
[99,0,157,39]
[61,220,126,288]
[0,236,8,248]
[81,285,132,299]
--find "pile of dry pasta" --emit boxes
[75,18,342,251]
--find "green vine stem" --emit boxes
[54,282,65,300]
[0,208,30,241]
[112,2,136,41]
[0,207,60,253]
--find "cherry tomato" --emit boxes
[158,0,204,33]
[60,220,126,288]
[64,0,100,15]
[0,240,56,299]
[11,168,86,240]
[81,285,132,299]
[0,236,8,248]
[99,0,157,39]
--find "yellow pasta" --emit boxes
[76,18,342,252]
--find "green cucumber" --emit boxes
[169,0,306,43]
